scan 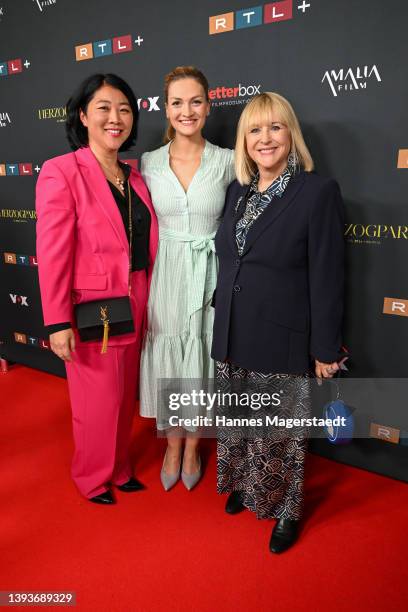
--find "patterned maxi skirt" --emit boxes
[216,361,311,520]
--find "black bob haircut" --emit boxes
[65,73,139,151]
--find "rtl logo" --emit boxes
[75,34,143,62]
[3,253,38,266]
[15,333,50,350]
[0,163,33,176]
[383,297,408,317]
[397,150,408,169]
[9,294,29,307]
[0,58,31,77]
[370,423,400,444]
[209,1,311,35]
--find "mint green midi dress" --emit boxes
[139,141,235,423]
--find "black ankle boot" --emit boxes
[269,519,300,553]
[225,491,246,515]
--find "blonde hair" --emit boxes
[235,92,314,185]
[163,66,209,144]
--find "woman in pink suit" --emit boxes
[36,74,158,504]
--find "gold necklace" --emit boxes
[100,161,125,195]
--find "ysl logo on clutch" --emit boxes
[100,305,110,354]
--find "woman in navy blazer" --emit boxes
[211,93,345,553]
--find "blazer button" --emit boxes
[233,285,241,292]
[234,259,240,266]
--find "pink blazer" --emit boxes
[36,146,158,336]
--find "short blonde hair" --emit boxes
[235,92,314,185]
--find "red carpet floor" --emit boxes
[1,365,408,612]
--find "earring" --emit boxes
[287,152,298,172]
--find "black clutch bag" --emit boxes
[74,296,134,352]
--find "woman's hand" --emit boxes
[314,359,339,383]
[49,329,76,362]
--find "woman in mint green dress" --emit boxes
[140,66,234,490]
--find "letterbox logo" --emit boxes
[397,150,408,169]
[14,332,50,350]
[38,106,66,123]
[209,1,311,35]
[383,297,408,318]
[209,82,262,108]
[370,423,400,444]
[10,294,29,307]
[3,253,38,266]
[75,34,143,62]
[344,223,408,246]
[0,58,31,77]
[0,112,11,127]
[137,96,160,112]
[33,0,56,11]
[322,65,381,97]
[0,163,33,177]
[0,209,37,223]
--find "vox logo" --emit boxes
[75,34,143,61]
[137,96,160,112]
[9,294,29,306]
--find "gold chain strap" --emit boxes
[99,176,133,354]
[127,180,133,296]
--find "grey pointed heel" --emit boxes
[181,456,202,491]
[160,451,181,491]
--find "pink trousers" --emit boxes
[65,270,147,499]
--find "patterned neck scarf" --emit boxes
[235,161,294,255]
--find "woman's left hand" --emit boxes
[315,359,339,381]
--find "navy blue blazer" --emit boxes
[211,171,345,374]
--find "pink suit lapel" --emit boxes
[74,146,129,253]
